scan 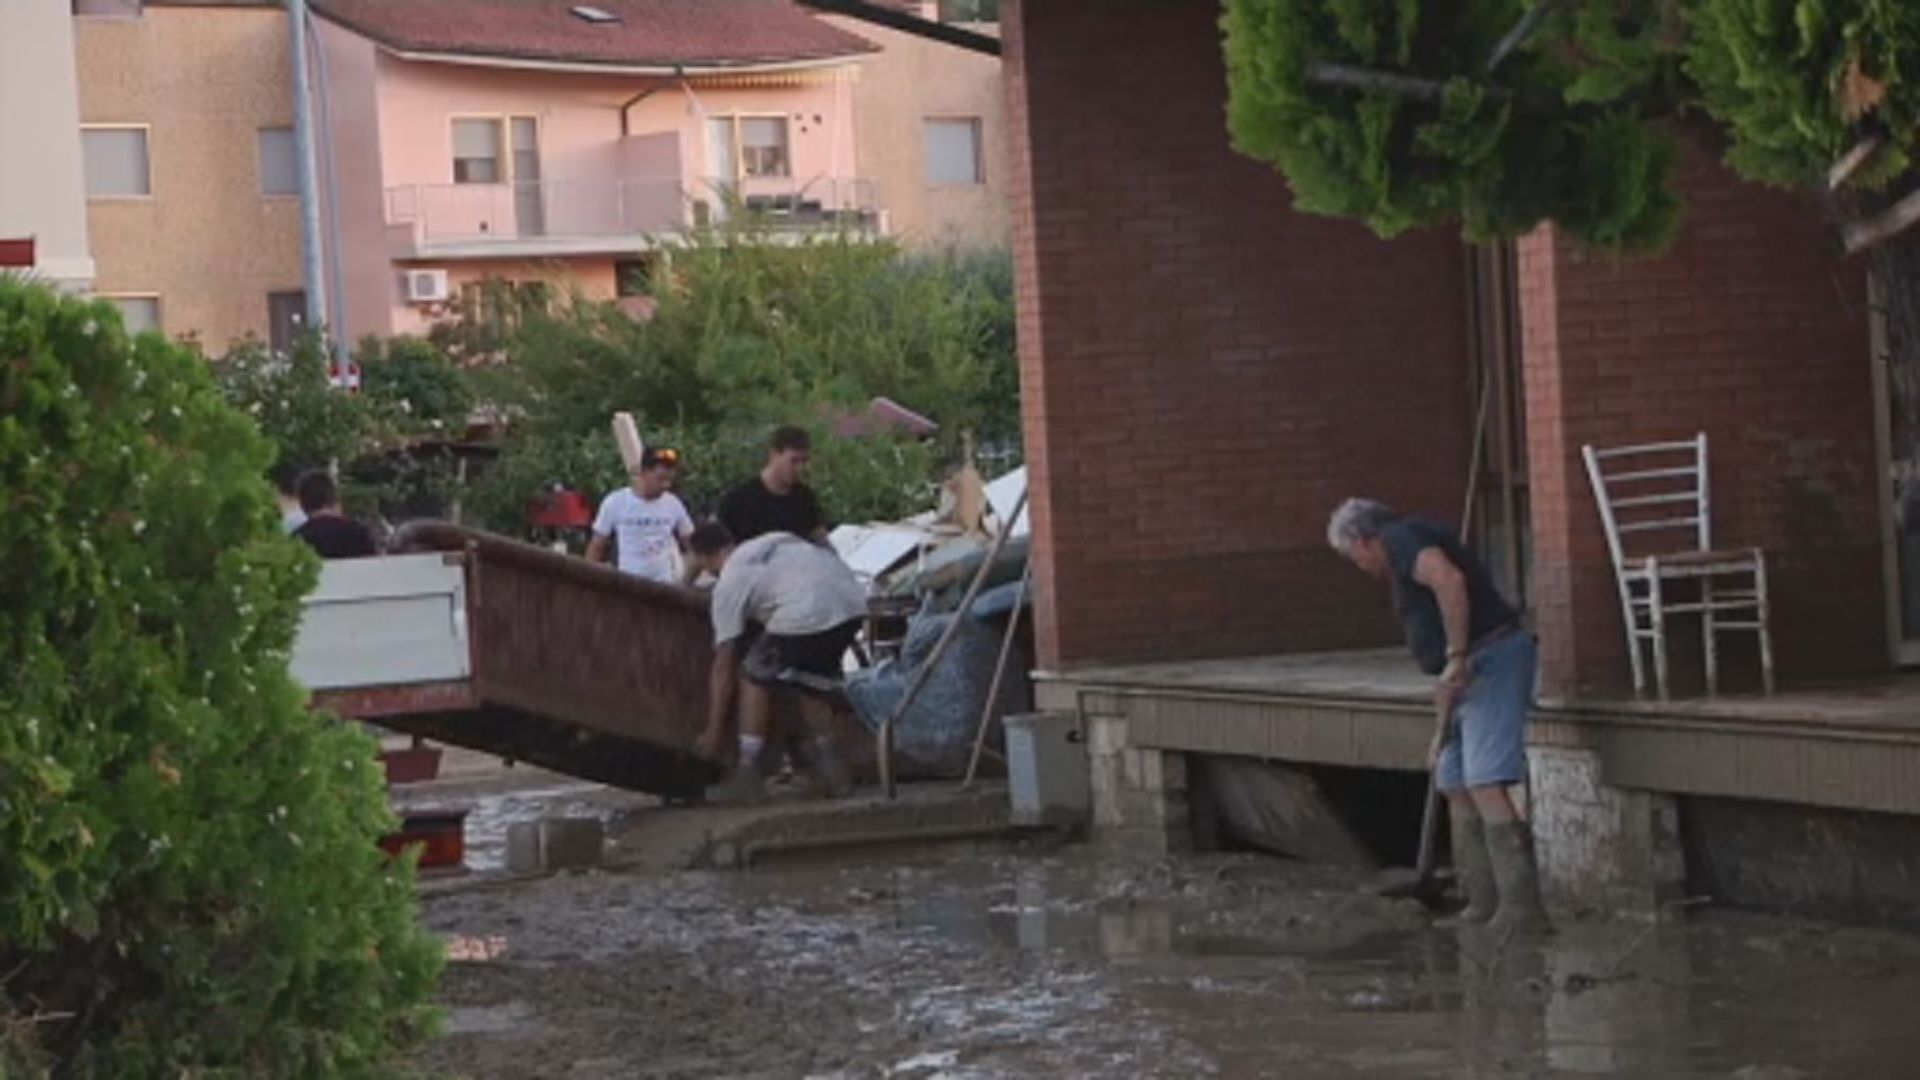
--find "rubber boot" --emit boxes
[805,734,855,799]
[1442,804,1497,925]
[710,750,767,805]
[1485,819,1551,937]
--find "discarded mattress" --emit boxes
[845,580,1032,777]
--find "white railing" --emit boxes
[385,175,882,247]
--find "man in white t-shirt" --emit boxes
[585,447,693,584]
[687,522,866,801]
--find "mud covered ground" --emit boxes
[413,840,1920,1079]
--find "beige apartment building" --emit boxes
[73,0,305,348]
[829,6,1008,250]
[1,0,94,289]
[58,0,1006,350]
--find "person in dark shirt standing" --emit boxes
[292,470,379,560]
[1327,497,1545,935]
[717,425,827,544]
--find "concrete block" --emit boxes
[1141,749,1187,793]
[1531,746,1684,918]
[542,817,606,871]
[505,816,606,874]
[505,821,542,874]
[1087,716,1131,756]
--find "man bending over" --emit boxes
[688,523,864,800]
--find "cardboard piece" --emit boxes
[612,412,644,471]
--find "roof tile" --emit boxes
[313,0,877,69]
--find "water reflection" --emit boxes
[878,858,1904,1078]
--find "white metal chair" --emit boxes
[1582,434,1775,699]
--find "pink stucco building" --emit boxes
[312,0,880,340]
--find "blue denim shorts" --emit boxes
[1436,631,1538,793]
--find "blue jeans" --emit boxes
[1436,631,1538,793]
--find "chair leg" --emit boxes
[1650,573,1671,701]
[1622,581,1647,697]
[1702,574,1719,696]
[1754,554,1776,695]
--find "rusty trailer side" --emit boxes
[311,522,720,797]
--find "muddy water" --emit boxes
[415,847,1920,1079]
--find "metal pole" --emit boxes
[287,0,328,340]
[307,7,349,357]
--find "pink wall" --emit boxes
[317,25,864,339]
[374,56,861,236]
[388,255,620,336]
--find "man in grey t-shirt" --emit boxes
[688,523,865,800]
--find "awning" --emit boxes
[0,238,35,269]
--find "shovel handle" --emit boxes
[1413,697,1459,880]
[1412,772,1442,878]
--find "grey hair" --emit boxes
[1326,498,1397,555]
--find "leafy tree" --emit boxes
[1219,0,1920,254]
[213,332,372,474]
[1686,0,1920,193]
[356,334,475,433]
[466,231,1017,535]
[1222,0,1687,251]
[0,279,440,1075]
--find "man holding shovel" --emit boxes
[1328,498,1547,935]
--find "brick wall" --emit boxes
[1004,0,1473,670]
[1522,139,1883,696]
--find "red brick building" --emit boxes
[998,0,1918,916]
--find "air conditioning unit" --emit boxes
[400,268,451,304]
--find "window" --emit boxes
[739,118,790,179]
[82,127,151,197]
[925,118,984,185]
[73,0,144,17]
[268,290,306,353]
[257,127,299,197]
[614,256,656,297]
[104,295,161,335]
[451,119,503,184]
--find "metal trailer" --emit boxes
[292,522,719,797]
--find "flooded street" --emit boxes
[415,844,1920,1078]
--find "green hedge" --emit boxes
[1,279,439,1076]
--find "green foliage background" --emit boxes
[1,279,439,1075]
[462,234,1017,534]
[1222,0,1686,252]
[1686,0,1920,191]
[1221,0,1920,253]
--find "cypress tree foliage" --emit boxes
[1223,0,1920,254]
[0,279,440,1076]
[1687,0,1920,192]
[1223,0,1687,252]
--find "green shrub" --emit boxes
[356,334,474,432]
[465,233,1017,536]
[0,279,440,1076]
[213,333,373,475]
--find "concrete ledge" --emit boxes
[1039,658,1920,817]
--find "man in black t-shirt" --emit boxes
[291,470,379,560]
[1328,497,1546,935]
[717,425,828,544]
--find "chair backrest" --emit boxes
[1581,433,1711,572]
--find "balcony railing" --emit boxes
[384,176,881,255]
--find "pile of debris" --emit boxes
[829,457,1032,779]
